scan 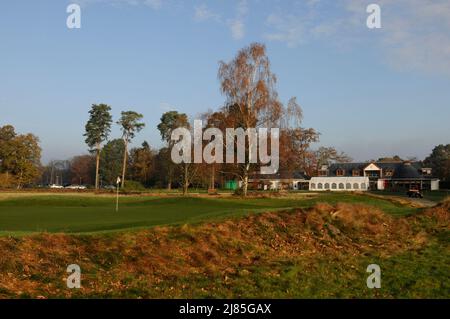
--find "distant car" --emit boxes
[65,185,87,190]
[407,188,423,198]
[49,184,64,189]
[102,185,116,190]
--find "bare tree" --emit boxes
[218,43,282,196]
[117,111,145,188]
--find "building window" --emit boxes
[366,171,379,177]
[361,183,366,189]
[346,183,351,189]
[311,183,316,189]
[318,183,323,189]
[385,169,394,177]
[332,183,337,189]
[336,169,345,176]
[318,170,328,177]
[353,183,359,189]
[352,169,360,176]
[324,183,330,190]
[339,183,345,189]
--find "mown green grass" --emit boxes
[372,190,449,203]
[0,193,417,235]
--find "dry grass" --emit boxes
[0,202,447,298]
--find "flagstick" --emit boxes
[116,176,121,212]
[116,183,119,212]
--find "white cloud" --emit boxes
[264,0,450,75]
[376,0,450,75]
[228,19,245,40]
[194,4,220,22]
[264,14,306,47]
[194,0,248,41]
[227,0,248,40]
[143,0,162,10]
[72,0,163,10]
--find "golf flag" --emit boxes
[116,176,121,212]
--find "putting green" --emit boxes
[0,193,415,235]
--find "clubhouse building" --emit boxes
[309,161,440,192]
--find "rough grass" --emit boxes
[0,199,448,299]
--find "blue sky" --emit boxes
[1,0,449,163]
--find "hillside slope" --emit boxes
[0,201,448,298]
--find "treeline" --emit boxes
[2,43,447,192]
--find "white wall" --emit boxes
[309,177,370,191]
[431,180,440,191]
[377,179,385,190]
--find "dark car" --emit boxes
[407,188,423,198]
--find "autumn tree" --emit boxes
[202,110,225,192]
[278,97,320,175]
[157,111,189,190]
[117,111,145,188]
[314,147,353,167]
[129,141,156,186]
[13,134,42,188]
[424,144,450,181]
[70,155,95,185]
[0,125,17,185]
[158,112,198,195]
[218,43,282,196]
[99,139,126,185]
[0,125,41,188]
[84,104,113,189]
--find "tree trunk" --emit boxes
[242,174,249,197]
[121,139,128,188]
[17,170,23,189]
[242,164,250,197]
[167,167,172,190]
[183,164,189,196]
[210,165,215,191]
[95,144,100,190]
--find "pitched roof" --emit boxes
[326,162,433,179]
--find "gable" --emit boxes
[364,163,381,171]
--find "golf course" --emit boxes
[0,192,418,235]
[0,191,448,298]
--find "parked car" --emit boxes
[407,186,423,198]
[65,185,87,190]
[49,184,64,189]
[102,185,116,190]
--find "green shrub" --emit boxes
[121,180,147,192]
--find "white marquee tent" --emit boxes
[309,177,370,191]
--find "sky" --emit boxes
[1,0,449,164]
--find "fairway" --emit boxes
[0,193,417,235]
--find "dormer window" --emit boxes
[385,169,394,177]
[336,169,345,176]
[352,169,360,176]
[422,168,432,175]
[318,170,328,177]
